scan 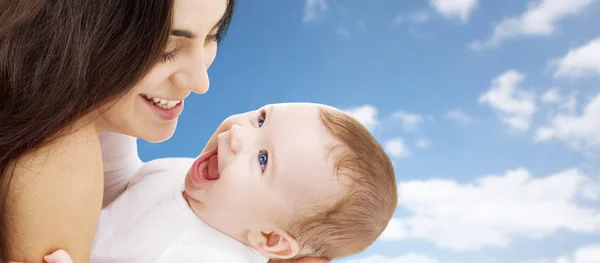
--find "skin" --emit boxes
[95,0,226,143]
[7,0,226,262]
[8,123,103,263]
[185,103,346,261]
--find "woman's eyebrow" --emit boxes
[171,29,196,39]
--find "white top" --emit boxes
[93,132,268,263]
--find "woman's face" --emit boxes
[95,0,229,143]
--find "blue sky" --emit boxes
[138,0,600,262]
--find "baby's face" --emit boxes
[184,103,345,240]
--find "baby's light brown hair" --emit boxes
[286,106,398,260]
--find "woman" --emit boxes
[0,0,233,261]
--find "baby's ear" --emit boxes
[247,227,299,259]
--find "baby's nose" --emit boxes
[229,124,244,154]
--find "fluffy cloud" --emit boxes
[430,0,478,22]
[392,111,425,132]
[552,37,600,78]
[303,0,328,23]
[381,218,408,240]
[560,93,579,114]
[444,108,473,124]
[342,253,440,263]
[559,244,600,263]
[382,168,600,251]
[518,244,600,263]
[469,0,597,50]
[479,70,536,132]
[344,105,379,131]
[541,88,563,104]
[535,93,600,152]
[385,138,411,158]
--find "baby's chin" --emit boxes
[183,170,193,190]
[183,172,201,200]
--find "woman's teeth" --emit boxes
[142,94,181,109]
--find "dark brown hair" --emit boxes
[0,0,235,261]
[288,107,398,260]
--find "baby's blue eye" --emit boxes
[258,151,268,170]
[258,109,266,127]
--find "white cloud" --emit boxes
[385,138,411,158]
[567,244,600,263]
[430,0,478,22]
[518,244,600,263]
[381,218,408,240]
[303,0,328,23]
[560,93,579,114]
[444,109,473,124]
[541,87,563,104]
[344,105,379,132]
[393,11,431,26]
[469,0,597,50]
[342,253,440,263]
[383,168,600,251]
[479,70,536,132]
[416,138,432,149]
[552,37,600,78]
[534,93,600,152]
[392,111,425,132]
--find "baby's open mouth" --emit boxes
[191,148,220,186]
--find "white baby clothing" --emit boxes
[92,132,268,263]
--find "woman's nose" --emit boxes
[184,64,210,94]
[173,53,210,94]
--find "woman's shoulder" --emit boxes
[13,122,103,178]
[7,122,105,262]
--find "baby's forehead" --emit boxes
[278,136,342,180]
[277,145,342,196]
[265,102,345,177]
[278,143,350,212]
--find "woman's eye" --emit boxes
[258,151,268,171]
[161,48,180,63]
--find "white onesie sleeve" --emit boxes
[100,132,144,207]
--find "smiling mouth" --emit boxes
[140,94,182,110]
[191,148,220,186]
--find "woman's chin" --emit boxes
[139,126,177,143]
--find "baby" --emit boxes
[52,102,398,263]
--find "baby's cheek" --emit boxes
[212,181,246,208]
